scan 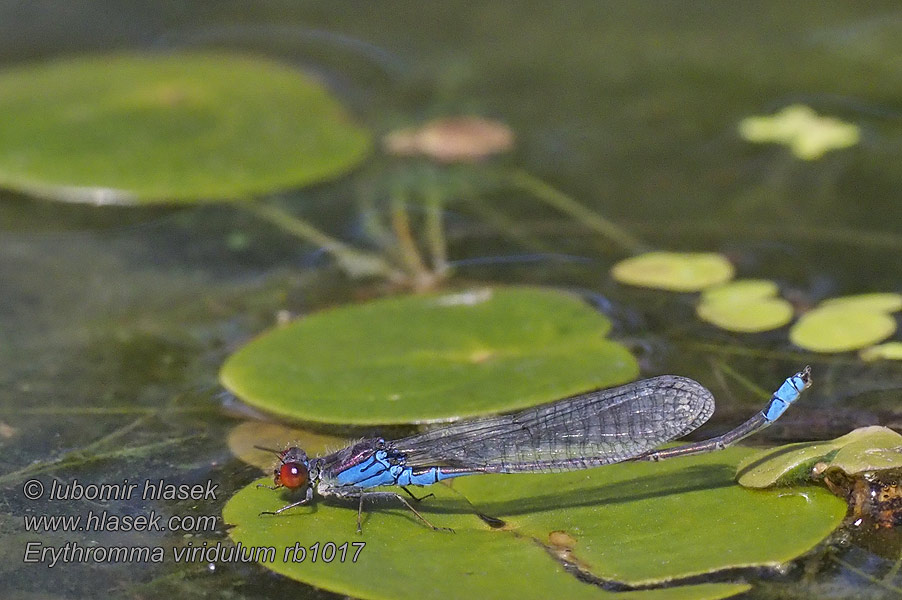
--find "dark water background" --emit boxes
[1,2,901,598]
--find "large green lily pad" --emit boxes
[0,52,371,203]
[611,252,734,292]
[220,287,639,425]
[738,426,902,488]
[696,280,794,333]
[223,447,844,599]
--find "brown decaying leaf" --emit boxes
[383,116,514,163]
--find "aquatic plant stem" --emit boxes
[389,189,436,290]
[830,555,902,595]
[242,202,405,282]
[423,187,450,276]
[462,195,557,254]
[357,189,397,252]
[713,360,772,401]
[0,435,198,485]
[506,169,648,255]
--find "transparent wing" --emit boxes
[390,376,715,473]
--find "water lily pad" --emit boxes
[821,293,902,313]
[790,303,897,353]
[228,421,348,471]
[457,448,843,585]
[696,280,794,333]
[860,342,902,362]
[0,52,371,203]
[220,287,639,425]
[223,447,843,599]
[738,427,902,488]
[828,428,902,475]
[699,280,778,304]
[738,104,860,160]
[611,252,734,292]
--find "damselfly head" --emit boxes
[271,446,310,489]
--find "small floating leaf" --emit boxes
[611,252,734,292]
[224,447,842,599]
[738,426,902,488]
[829,427,902,475]
[821,293,902,313]
[700,279,778,304]
[860,342,902,362]
[0,52,371,203]
[696,279,793,333]
[790,304,897,353]
[738,104,860,160]
[220,287,639,425]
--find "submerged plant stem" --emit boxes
[423,188,449,276]
[683,341,859,365]
[830,555,902,595]
[463,196,557,254]
[0,435,198,485]
[390,190,436,290]
[713,360,771,401]
[0,406,217,415]
[242,202,404,282]
[507,169,648,255]
[357,190,396,252]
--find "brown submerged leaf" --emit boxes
[383,116,514,163]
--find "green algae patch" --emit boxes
[220,287,639,425]
[0,52,370,203]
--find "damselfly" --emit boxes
[258,366,811,532]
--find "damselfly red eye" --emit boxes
[276,462,308,489]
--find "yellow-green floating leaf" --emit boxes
[738,426,902,488]
[220,287,639,425]
[821,293,902,314]
[696,279,793,333]
[700,279,778,304]
[611,252,735,292]
[738,104,860,160]
[223,447,842,599]
[0,52,371,203]
[790,306,896,353]
[860,342,902,362]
